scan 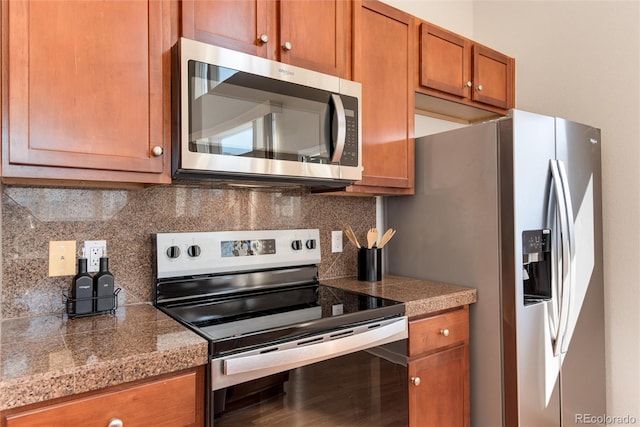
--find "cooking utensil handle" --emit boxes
[330,94,346,163]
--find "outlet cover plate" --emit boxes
[84,240,106,273]
[331,230,343,253]
[49,240,77,277]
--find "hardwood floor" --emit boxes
[215,351,408,426]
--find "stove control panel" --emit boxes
[154,229,321,279]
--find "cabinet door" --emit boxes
[279,0,351,78]
[471,44,514,109]
[408,345,470,427]
[349,0,414,195]
[5,371,198,427]
[3,0,171,184]
[418,23,471,99]
[181,0,274,58]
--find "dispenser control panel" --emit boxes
[522,229,551,254]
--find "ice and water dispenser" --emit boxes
[522,229,552,305]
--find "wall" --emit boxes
[0,184,375,319]
[386,0,640,423]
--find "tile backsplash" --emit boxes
[1,184,376,320]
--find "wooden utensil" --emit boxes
[377,228,396,248]
[344,225,360,249]
[344,226,360,248]
[366,228,378,249]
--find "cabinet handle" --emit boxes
[411,376,421,386]
[283,41,293,51]
[151,146,163,157]
[476,85,484,92]
[465,81,472,88]
[108,419,123,427]
[258,34,269,44]
[440,328,450,337]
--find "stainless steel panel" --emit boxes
[386,122,504,427]
[386,110,604,427]
[210,316,408,390]
[555,119,605,426]
[507,110,560,427]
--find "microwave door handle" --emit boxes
[330,94,346,163]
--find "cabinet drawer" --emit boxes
[5,372,197,427]
[409,307,469,357]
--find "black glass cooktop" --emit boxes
[159,284,404,357]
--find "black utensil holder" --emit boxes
[357,248,382,281]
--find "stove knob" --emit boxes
[166,245,181,259]
[291,239,303,251]
[305,239,317,250]
[187,244,201,258]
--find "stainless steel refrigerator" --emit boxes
[385,110,605,427]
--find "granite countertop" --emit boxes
[0,304,208,412]
[0,276,475,412]
[322,275,477,318]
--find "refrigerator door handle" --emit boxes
[550,160,572,357]
[546,184,560,336]
[557,160,577,354]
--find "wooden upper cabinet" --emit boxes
[472,44,513,109]
[346,0,414,195]
[419,23,471,99]
[2,0,173,185]
[279,0,351,77]
[181,0,352,78]
[181,0,273,58]
[416,20,515,115]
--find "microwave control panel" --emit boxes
[339,94,359,167]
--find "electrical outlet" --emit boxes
[48,240,77,276]
[331,230,343,253]
[84,240,106,273]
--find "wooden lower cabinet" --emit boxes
[1,368,204,427]
[408,306,470,427]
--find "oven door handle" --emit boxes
[223,317,407,377]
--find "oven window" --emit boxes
[187,60,332,164]
[214,349,408,426]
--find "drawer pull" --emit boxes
[440,328,450,337]
[411,376,421,386]
[108,419,123,427]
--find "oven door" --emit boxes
[209,316,408,426]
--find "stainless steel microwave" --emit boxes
[173,38,362,188]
